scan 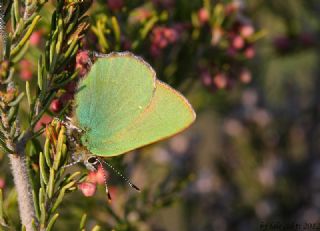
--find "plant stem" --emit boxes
[8,154,36,231]
[6,132,37,231]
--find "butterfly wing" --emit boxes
[75,52,156,145]
[88,79,196,157]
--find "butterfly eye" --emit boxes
[87,156,98,165]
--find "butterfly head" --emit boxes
[84,155,100,172]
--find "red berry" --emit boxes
[50,99,62,113]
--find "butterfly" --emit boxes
[65,52,196,198]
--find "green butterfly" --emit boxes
[66,52,196,195]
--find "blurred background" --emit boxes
[2,0,320,230]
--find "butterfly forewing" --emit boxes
[75,53,156,148]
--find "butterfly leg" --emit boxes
[62,158,81,168]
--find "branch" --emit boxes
[8,154,36,230]
[6,131,37,231]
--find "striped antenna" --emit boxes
[99,158,140,191]
[97,159,112,201]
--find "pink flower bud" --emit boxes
[240,24,254,38]
[30,30,42,46]
[239,68,252,84]
[19,60,33,81]
[200,70,212,87]
[213,73,228,89]
[232,35,245,50]
[225,2,240,15]
[87,165,108,185]
[20,69,33,81]
[35,114,52,132]
[0,178,5,189]
[198,8,209,25]
[78,182,97,197]
[76,50,90,76]
[244,46,255,59]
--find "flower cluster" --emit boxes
[195,2,261,91]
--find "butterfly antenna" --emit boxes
[97,159,112,201]
[99,158,140,191]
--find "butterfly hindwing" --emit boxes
[88,80,196,157]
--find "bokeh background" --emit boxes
[2,0,320,230]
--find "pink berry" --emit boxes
[239,68,252,84]
[200,70,212,87]
[50,99,62,113]
[78,182,97,197]
[76,50,90,66]
[198,8,209,25]
[232,35,245,50]
[213,73,228,89]
[244,46,256,59]
[240,24,254,38]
